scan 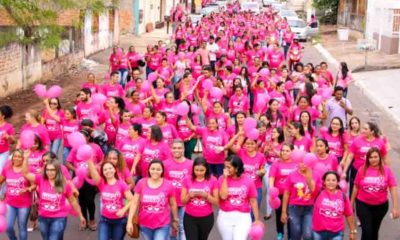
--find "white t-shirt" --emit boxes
[207,43,219,61]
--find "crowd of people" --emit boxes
[0,1,398,240]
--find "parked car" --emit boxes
[279,9,299,19]
[240,1,261,14]
[287,18,319,41]
[201,4,220,15]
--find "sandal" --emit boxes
[263,214,272,221]
[79,223,87,231]
[27,222,38,232]
[88,221,97,231]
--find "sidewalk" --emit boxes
[314,25,400,124]
[317,25,400,71]
[89,26,171,65]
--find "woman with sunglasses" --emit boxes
[42,98,64,158]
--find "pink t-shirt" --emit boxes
[293,136,312,152]
[164,159,193,206]
[321,132,348,158]
[21,124,51,146]
[218,175,257,213]
[312,190,352,232]
[160,124,179,146]
[195,127,228,164]
[81,82,101,94]
[98,179,129,219]
[102,83,124,98]
[42,110,64,141]
[269,161,298,195]
[355,166,397,205]
[76,101,100,124]
[290,106,320,123]
[116,136,144,170]
[205,110,229,131]
[228,94,250,115]
[135,178,174,229]
[139,141,172,177]
[114,122,130,147]
[61,119,79,148]
[182,176,217,217]
[315,154,339,173]
[237,149,266,188]
[350,136,387,170]
[2,165,32,208]
[35,174,73,218]
[28,149,47,174]
[176,116,195,140]
[0,122,14,153]
[285,170,319,206]
[132,117,156,138]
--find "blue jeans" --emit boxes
[209,163,224,178]
[62,147,71,165]
[98,215,127,240]
[118,68,129,88]
[0,151,9,196]
[38,216,67,240]
[171,206,185,240]
[251,188,263,221]
[312,230,344,240]
[6,205,30,240]
[50,138,62,158]
[141,225,170,240]
[288,205,313,240]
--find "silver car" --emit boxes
[287,18,319,41]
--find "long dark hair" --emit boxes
[363,147,384,176]
[291,121,305,137]
[191,157,211,180]
[274,127,285,143]
[328,117,345,142]
[147,159,165,178]
[234,111,246,134]
[225,155,244,177]
[340,62,349,79]
[300,111,314,137]
[265,99,283,125]
[322,171,341,190]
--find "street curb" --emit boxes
[313,43,400,126]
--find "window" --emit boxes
[393,9,400,34]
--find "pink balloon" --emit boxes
[34,84,47,98]
[0,216,6,233]
[104,72,110,80]
[322,88,333,99]
[67,132,86,149]
[290,149,307,163]
[285,81,293,91]
[259,68,270,77]
[141,81,150,92]
[176,102,189,116]
[191,104,200,115]
[311,95,322,106]
[339,180,348,193]
[202,79,213,91]
[72,176,84,189]
[75,166,88,179]
[92,93,107,105]
[246,128,259,140]
[269,187,279,198]
[249,223,264,239]
[76,144,93,161]
[210,87,223,99]
[148,72,158,82]
[0,201,6,215]
[269,197,281,209]
[304,153,317,168]
[46,85,62,98]
[20,130,35,149]
[244,118,257,131]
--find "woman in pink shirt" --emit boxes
[22,158,85,239]
[116,123,144,172]
[127,159,179,239]
[300,111,315,141]
[20,109,51,148]
[155,111,179,146]
[351,148,399,240]
[269,143,298,240]
[100,149,135,190]
[181,157,218,240]
[281,157,318,240]
[312,171,356,240]
[228,86,250,117]
[0,150,33,240]
[114,110,132,147]
[345,116,361,153]
[321,117,348,163]
[87,158,134,240]
[42,98,64,158]
[81,73,100,94]
[335,62,352,97]
[132,106,156,138]
[217,155,262,240]
[201,100,230,131]
[61,107,79,163]
[265,99,287,130]
[102,72,124,98]
[0,105,15,172]
[290,122,313,152]
[315,139,339,173]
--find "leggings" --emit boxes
[275,195,291,238]
[183,213,214,240]
[356,199,388,240]
[78,181,97,221]
[184,138,197,160]
[217,210,251,240]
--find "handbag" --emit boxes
[30,193,39,221]
[128,214,140,239]
[193,138,203,153]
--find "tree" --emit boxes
[0,0,115,48]
[313,0,339,24]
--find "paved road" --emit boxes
[3,42,400,240]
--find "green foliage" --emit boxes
[313,0,339,24]
[0,0,114,48]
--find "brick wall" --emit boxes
[0,43,21,76]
